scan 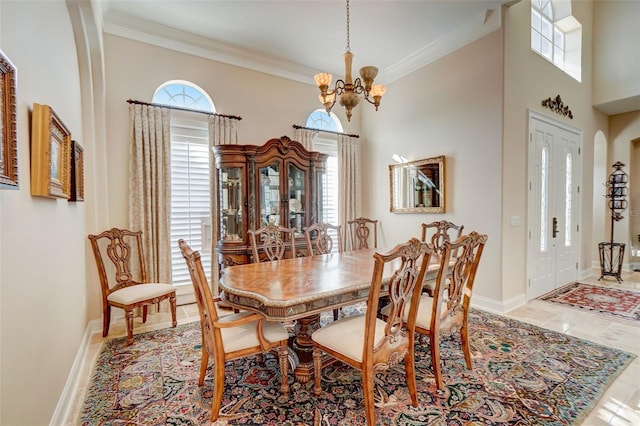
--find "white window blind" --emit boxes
[169,119,212,285]
[314,137,339,227]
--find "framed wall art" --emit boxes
[0,49,18,189]
[31,103,71,199]
[69,140,84,202]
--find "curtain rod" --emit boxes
[292,124,359,139]
[126,99,242,120]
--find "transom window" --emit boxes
[153,80,214,112]
[531,0,582,82]
[153,80,214,285]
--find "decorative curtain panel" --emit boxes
[128,104,172,283]
[208,114,239,293]
[338,134,360,250]
[294,128,318,151]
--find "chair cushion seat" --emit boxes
[311,315,386,362]
[380,294,446,330]
[222,313,289,353]
[107,283,175,305]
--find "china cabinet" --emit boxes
[213,136,327,269]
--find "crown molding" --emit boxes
[103,11,318,85]
[103,7,503,87]
[383,8,503,82]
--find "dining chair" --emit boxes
[248,223,297,263]
[347,217,378,250]
[382,231,487,390]
[88,228,177,345]
[311,238,433,426]
[420,220,464,296]
[178,239,290,422]
[303,222,344,320]
[303,222,343,256]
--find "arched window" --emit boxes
[153,80,213,285]
[306,110,343,133]
[531,0,582,82]
[153,80,215,112]
[305,110,342,226]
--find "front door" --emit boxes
[527,111,581,300]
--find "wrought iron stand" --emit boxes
[599,161,628,282]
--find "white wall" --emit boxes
[360,30,504,303]
[0,1,87,424]
[592,0,640,111]
[609,112,640,265]
[502,0,608,301]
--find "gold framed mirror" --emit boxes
[389,155,445,213]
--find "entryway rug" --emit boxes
[79,309,635,425]
[538,282,640,322]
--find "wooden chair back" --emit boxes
[365,238,432,366]
[303,222,343,255]
[178,239,220,356]
[420,220,464,258]
[248,224,296,263]
[422,231,488,389]
[88,227,147,298]
[347,217,378,250]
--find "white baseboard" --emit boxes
[471,293,527,314]
[50,319,102,426]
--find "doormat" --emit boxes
[538,282,640,322]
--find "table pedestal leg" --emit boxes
[291,314,322,383]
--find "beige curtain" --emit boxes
[208,114,239,293]
[128,104,172,283]
[338,134,360,250]
[294,128,318,151]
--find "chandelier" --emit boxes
[314,0,386,122]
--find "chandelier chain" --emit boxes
[345,0,351,52]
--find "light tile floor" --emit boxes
[67,274,640,425]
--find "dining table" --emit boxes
[219,247,441,383]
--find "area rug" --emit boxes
[538,282,640,322]
[79,309,635,425]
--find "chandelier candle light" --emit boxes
[314,0,386,122]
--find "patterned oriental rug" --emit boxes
[538,282,640,322]
[80,309,635,425]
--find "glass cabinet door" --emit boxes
[288,163,307,236]
[259,161,281,226]
[219,166,243,242]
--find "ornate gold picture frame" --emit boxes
[69,140,84,202]
[0,49,18,189]
[389,155,446,213]
[31,103,71,199]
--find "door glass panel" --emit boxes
[565,153,572,246]
[540,146,548,252]
[219,166,243,241]
[259,162,280,226]
[288,163,306,235]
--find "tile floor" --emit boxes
[67,273,640,425]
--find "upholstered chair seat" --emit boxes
[106,283,175,305]
[311,315,386,362]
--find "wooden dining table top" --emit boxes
[219,248,386,321]
[219,248,441,322]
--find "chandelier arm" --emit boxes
[362,96,377,106]
[352,78,366,95]
[333,79,346,95]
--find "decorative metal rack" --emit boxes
[599,161,628,282]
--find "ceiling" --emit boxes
[100,0,513,86]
